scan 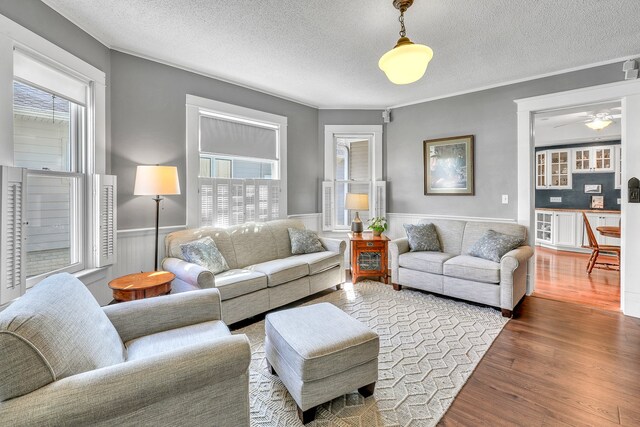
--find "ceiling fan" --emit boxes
[552,107,622,130]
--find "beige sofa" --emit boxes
[163,219,346,324]
[389,219,533,317]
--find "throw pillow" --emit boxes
[403,223,441,252]
[288,228,325,254]
[467,230,524,263]
[180,237,229,274]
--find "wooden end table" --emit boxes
[108,271,175,302]
[348,232,390,284]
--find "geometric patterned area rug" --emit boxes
[235,281,508,427]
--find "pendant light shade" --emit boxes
[585,114,614,131]
[379,37,434,85]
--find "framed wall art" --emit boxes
[424,135,474,195]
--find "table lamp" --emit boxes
[134,165,181,271]
[345,193,369,235]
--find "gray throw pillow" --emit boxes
[180,237,229,274]
[403,223,441,252]
[288,228,325,254]
[467,230,524,263]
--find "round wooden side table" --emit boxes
[108,271,175,302]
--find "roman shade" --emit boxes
[200,116,278,160]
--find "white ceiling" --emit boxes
[534,101,622,146]
[43,0,640,109]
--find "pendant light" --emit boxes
[379,0,433,85]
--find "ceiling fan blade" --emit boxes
[553,120,588,128]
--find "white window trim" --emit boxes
[0,14,108,286]
[323,125,384,232]
[186,94,288,228]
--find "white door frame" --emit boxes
[515,79,640,317]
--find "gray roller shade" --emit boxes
[200,116,278,160]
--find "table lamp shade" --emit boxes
[345,193,369,210]
[134,166,181,196]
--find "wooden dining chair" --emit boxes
[581,212,620,274]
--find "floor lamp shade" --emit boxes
[134,165,181,196]
[134,165,181,271]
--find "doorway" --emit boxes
[531,101,622,311]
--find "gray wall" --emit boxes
[0,0,112,171]
[111,52,319,229]
[386,62,625,219]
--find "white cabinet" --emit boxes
[615,146,622,189]
[553,211,577,247]
[536,209,619,251]
[572,145,615,173]
[536,149,571,189]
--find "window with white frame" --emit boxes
[186,96,287,228]
[0,17,113,304]
[322,125,385,232]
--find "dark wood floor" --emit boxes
[440,296,640,426]
[534,246,620,311]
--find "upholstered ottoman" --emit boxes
[265,302,379,424]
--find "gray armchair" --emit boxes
[0,273,251,426]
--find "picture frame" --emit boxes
[424,135,474,195]
[584,184,602,194]
[590,195,604,209]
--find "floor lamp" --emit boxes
[134,165,181,271]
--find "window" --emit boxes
[0,16,111,304]
[186,95,288,229]
[322,125,385,232]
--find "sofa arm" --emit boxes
[0,335,251,426]
[389,238,410,284]
[103,288,223,342]
[319,237,346,255]
[162,257,215,289]
[500,245,534,312]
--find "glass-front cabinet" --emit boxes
[573,146,614,173]
[535,211,553,244]
[547,149,571,189]
[536,151,547,189]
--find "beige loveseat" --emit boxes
[389,219,533,317]
[162,219,346,324]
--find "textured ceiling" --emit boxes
[43,0,640,108]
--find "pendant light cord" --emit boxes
[398,11,406,37]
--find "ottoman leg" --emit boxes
[358,382,376,398]
[266,360,277,376]
[297,406,317,424]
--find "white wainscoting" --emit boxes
[288,213,322,232]
[113,225,187,280]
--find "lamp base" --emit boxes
[351,212,364,234]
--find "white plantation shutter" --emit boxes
[322,181,335,231]
[94,174,117,267]
[0,167,26,304]
[198,178,281,227]
[372,181,387,219]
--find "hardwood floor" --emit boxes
[534,246,620,311]
[440,296,640,426]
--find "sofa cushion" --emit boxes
[180,236,230,274]
[292,252,342,275]
[125,320,230,361]
[214,269,268,300]
[467,229,525,263]
[265,303,379,381]
[443,255,501,284]
[249,258,310,287]
[229,222,278,268]
[0,273,125,402]
[166,227,238,269]
[461,221,527,254]
[288,228,325,254]
[398,251,456,275]
[404,223,441,252]
[419,219,467,255]
[265,219,306,258]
